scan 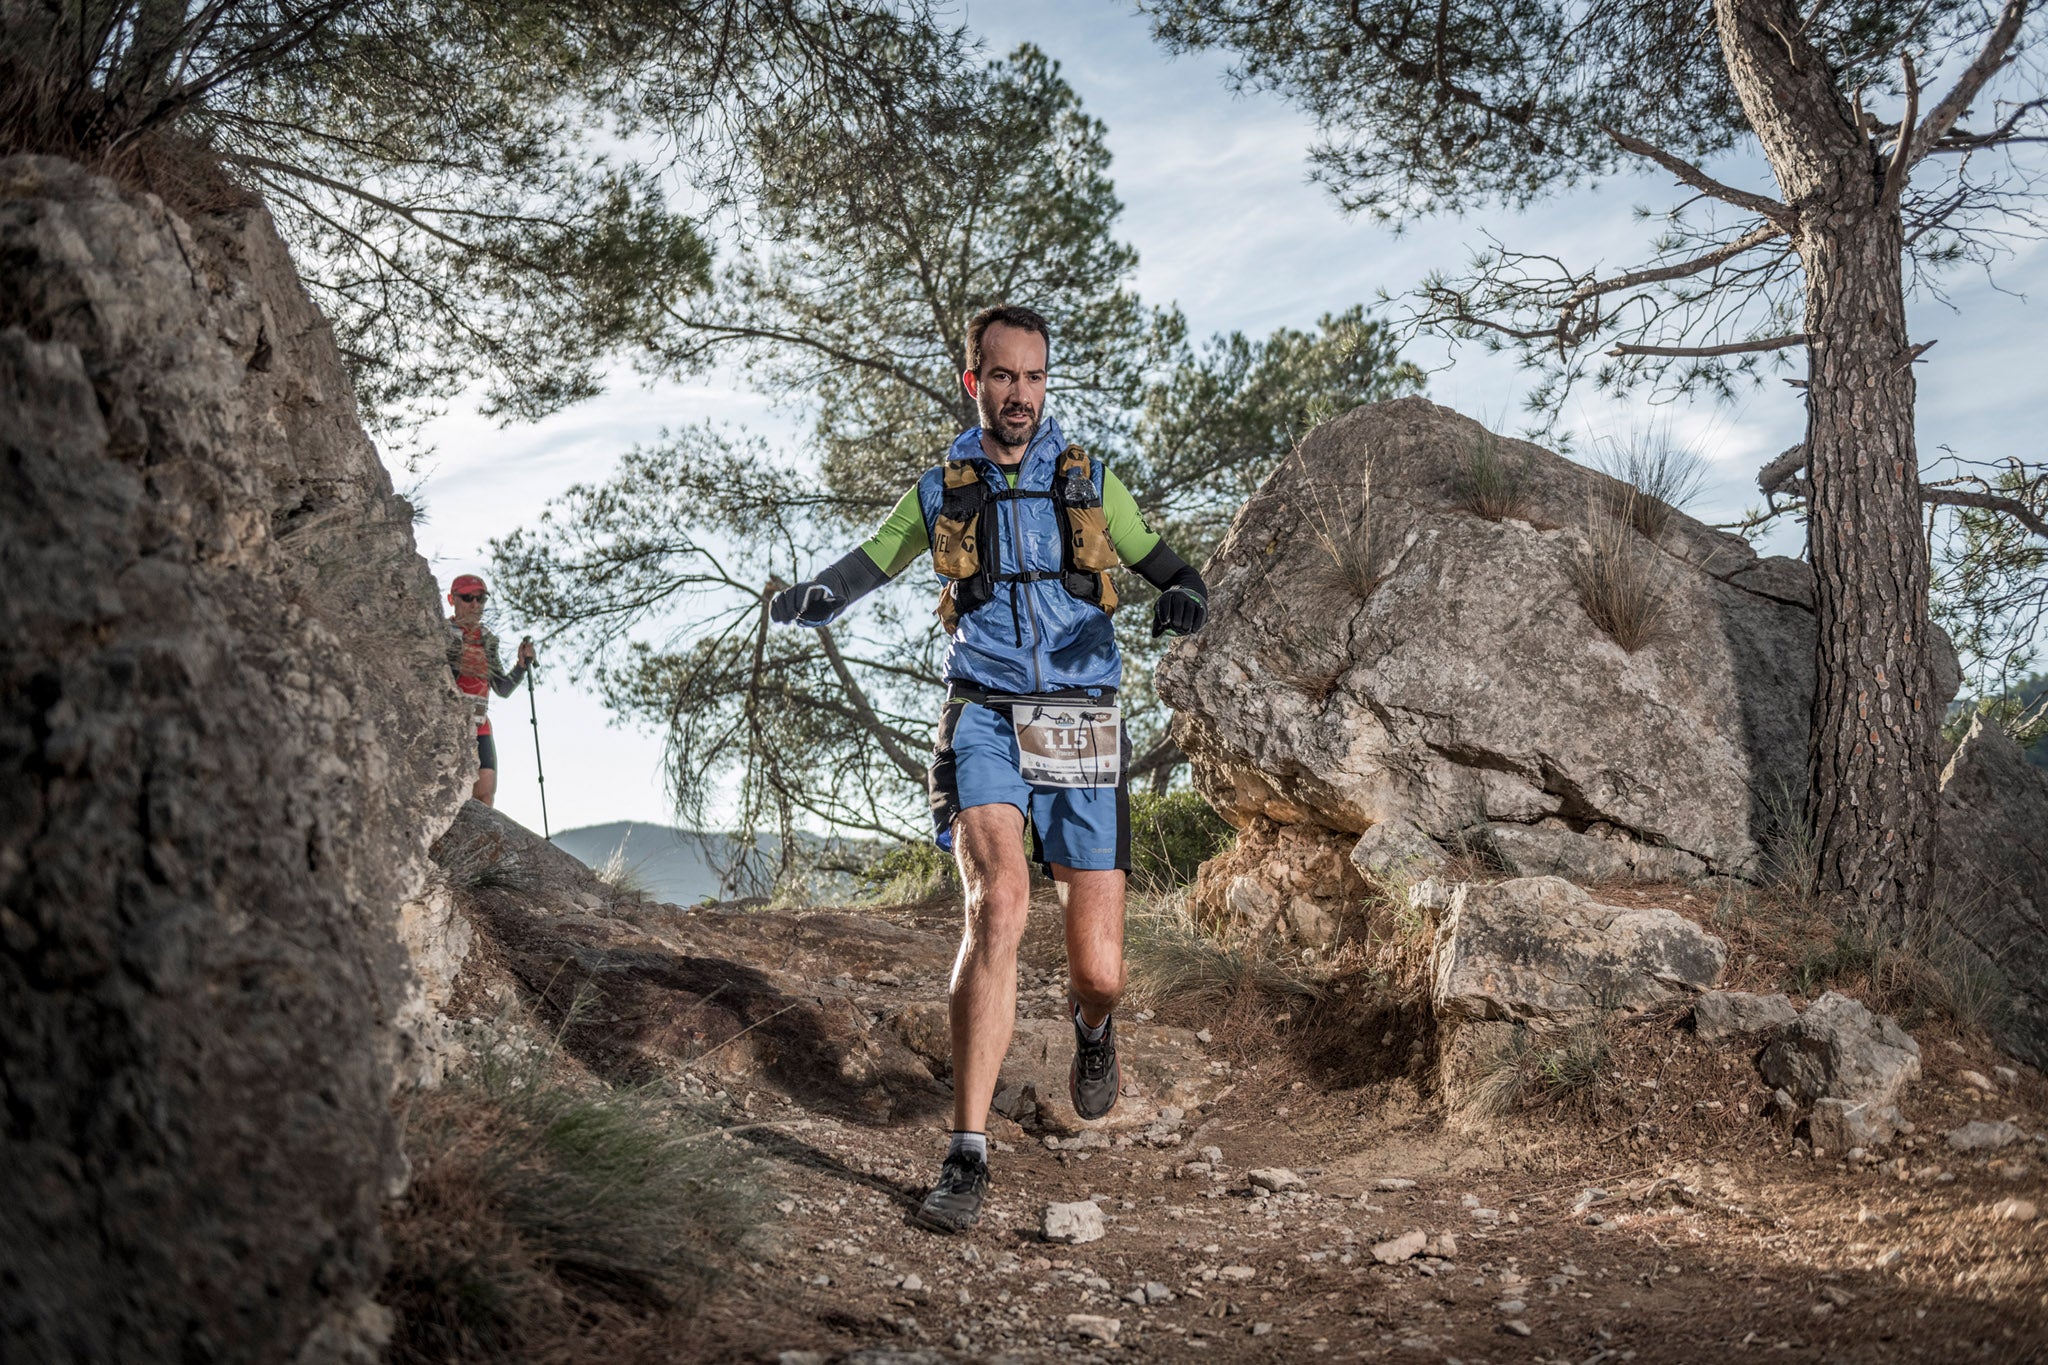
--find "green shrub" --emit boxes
[1129,789,1234,891]
[858,838,955,904]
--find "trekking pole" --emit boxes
[525,666,551,841]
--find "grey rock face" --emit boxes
[1759,992,1922,1113]
[1159,398,1961,880]
[1693,991,1801,1046]
[1431,877,1728,1027]
[1934,717,2048,1068]
[0,157,469,1361]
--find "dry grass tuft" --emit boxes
[383,1009,760,1363]
[1464,1022,1613,1118]
[1569,497,1669,652]
[1124,892,1326,1019]
[1300,464,1401,599]
[594,840,651,901]
[1595,429,1707,540]
[1452,428,1532,522]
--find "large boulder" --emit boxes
[1934,716,2048,1068]
[0,157,469,1361]
[1158,397,1960,884]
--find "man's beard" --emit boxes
[977,392,1040,453]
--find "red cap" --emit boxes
[450,574,486,595]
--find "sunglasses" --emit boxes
[455,592,487,603]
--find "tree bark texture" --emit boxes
[1715,0,1939,929]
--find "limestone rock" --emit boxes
[1351,816,1445,879]
[1810,1098,1900,1152]
[1249,1168,1306,1193]
[1946,1120,2025,1152]
[1478,822,1707,885]
[1372,1231,1428,1264]
[1431,877,1728,1027]
[1759,992,1921,1114]
[1933,716,2048,1068]
[0,156,470,1361]
[1160,399,1962,880]
[1694,991,1801,1046]
[1043,1200,1106,1244]
[1189,817,1365,947]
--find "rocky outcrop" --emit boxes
[1934,716,2048,1068]
[0,157,469,1362]
[1159,397,1961,885]
[1187,816,1369,948]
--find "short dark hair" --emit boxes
[965,305,1051,375]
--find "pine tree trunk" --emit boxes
[1715,0,1940,930]
[1800,211,1938,932]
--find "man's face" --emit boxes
[449,585,486,626]
[964,322,1048,454]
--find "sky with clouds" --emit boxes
[409,1,2046,838]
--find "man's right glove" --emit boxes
[1151,585,1207,638]
[770,579,842,626]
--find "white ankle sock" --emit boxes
[948,1131,988,1162]
[1074,1006,1109,1043]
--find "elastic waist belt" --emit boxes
[945,682,1118,709]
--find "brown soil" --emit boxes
[413,821,2048,1364]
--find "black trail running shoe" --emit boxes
[1069,1008,1121,1121]
[912,1151,989,1233]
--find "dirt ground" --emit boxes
[675,895,2048,1365]
[418,809,2047,1364]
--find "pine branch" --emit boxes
[1602,126,1792,225]
[1608,332,1805,358]
[1906,0,2034,171]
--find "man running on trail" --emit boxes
[770,305,1208,1233]
[446,573,537,808]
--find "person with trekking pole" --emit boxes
[445,573,537,808]
[770,305,1208,1233]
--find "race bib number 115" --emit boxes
[1013,705,1122,789]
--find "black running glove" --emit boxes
[1152,585,1207,638]
[770,549,891,627]
[770,579,840,625]
[1132,541,1209,639]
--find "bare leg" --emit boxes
[947,803,1032,1134]
[1054,867,1127,1027]
[473,767,497,806]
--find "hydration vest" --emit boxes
[927,443,1120,633]
[915,420,1125,695]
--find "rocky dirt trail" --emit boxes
[429,805,2047,1363]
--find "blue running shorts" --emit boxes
[928,696,1131,874]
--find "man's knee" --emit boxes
[1069,959,1125,1008]
[474,769,497,805]
[961,877,1029,954]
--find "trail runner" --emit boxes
[446,573,536,807]
[770,306,1208,1233]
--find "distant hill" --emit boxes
[549,821,879,905]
